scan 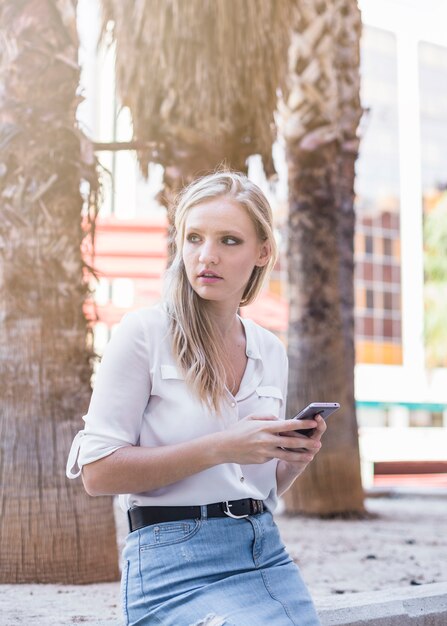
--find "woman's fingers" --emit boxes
[258,417,321,449]
[247,414,327,437]
[277,434,322,452]
[276,448,316,463]
[312,414,327,439]
[267,418,318,433]
[276,414,326,462]
[228,414,326,465]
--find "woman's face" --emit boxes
[182,196,270,311]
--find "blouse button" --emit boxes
[231,402,236,408]
[240,476,245,482]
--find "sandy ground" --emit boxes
[278,493,447,599]
[1,492,446,625]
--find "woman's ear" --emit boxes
[255,241,271,267]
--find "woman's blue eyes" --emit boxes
[186,234,240,245]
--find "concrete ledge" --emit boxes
[1,581,446,625]
[316,582,447,625]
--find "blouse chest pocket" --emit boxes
[255,385,283,417]
[151,363,184,394]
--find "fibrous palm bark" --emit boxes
[0,0,119,582]
[280,0,365,515]
[100,0,292,200]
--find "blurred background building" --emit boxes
[77,0,447,489]
[354,0,447,488]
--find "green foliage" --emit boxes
[424,192,447,367]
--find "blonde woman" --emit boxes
[66,171,325,626]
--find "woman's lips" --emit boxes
[198,271,222,284]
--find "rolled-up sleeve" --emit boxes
[66,310,151,479]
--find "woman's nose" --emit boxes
[198,241,219,265]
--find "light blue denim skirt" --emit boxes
[121,507,321,626]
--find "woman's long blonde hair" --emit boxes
[164,170,277,412]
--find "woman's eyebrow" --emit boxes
[185,226,244,237]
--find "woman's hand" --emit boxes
[216,414,324,466]
[275,414,327,495]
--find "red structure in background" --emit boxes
[84,214,168,327]
[84,214,288,335]
[373,461,447,489]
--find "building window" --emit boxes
[354,27,402,365]
[93,322,110,357]
[382,264,393,283]
[409,410,432,428]
[431,412,443,428]
[383,318,393,338]
[383,237,393,256]
[383,291,393,311]
[364,316,374,337]
[364,262,374,280]
[94,277,111,306]
[111,278,135,308]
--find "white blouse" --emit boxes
[66,305,288,513]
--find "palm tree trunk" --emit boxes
[282,0,365,515]
[0,0,119,582]
[285,143,364,514]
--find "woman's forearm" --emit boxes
[82,416,315,497]
[276,460,306,496]
[82,432,227,496]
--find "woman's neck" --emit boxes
[204,303,240,338]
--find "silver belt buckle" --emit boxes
[223,501,249,519]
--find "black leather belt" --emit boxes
[128,498,265,532]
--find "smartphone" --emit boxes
[292,402,340,437]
